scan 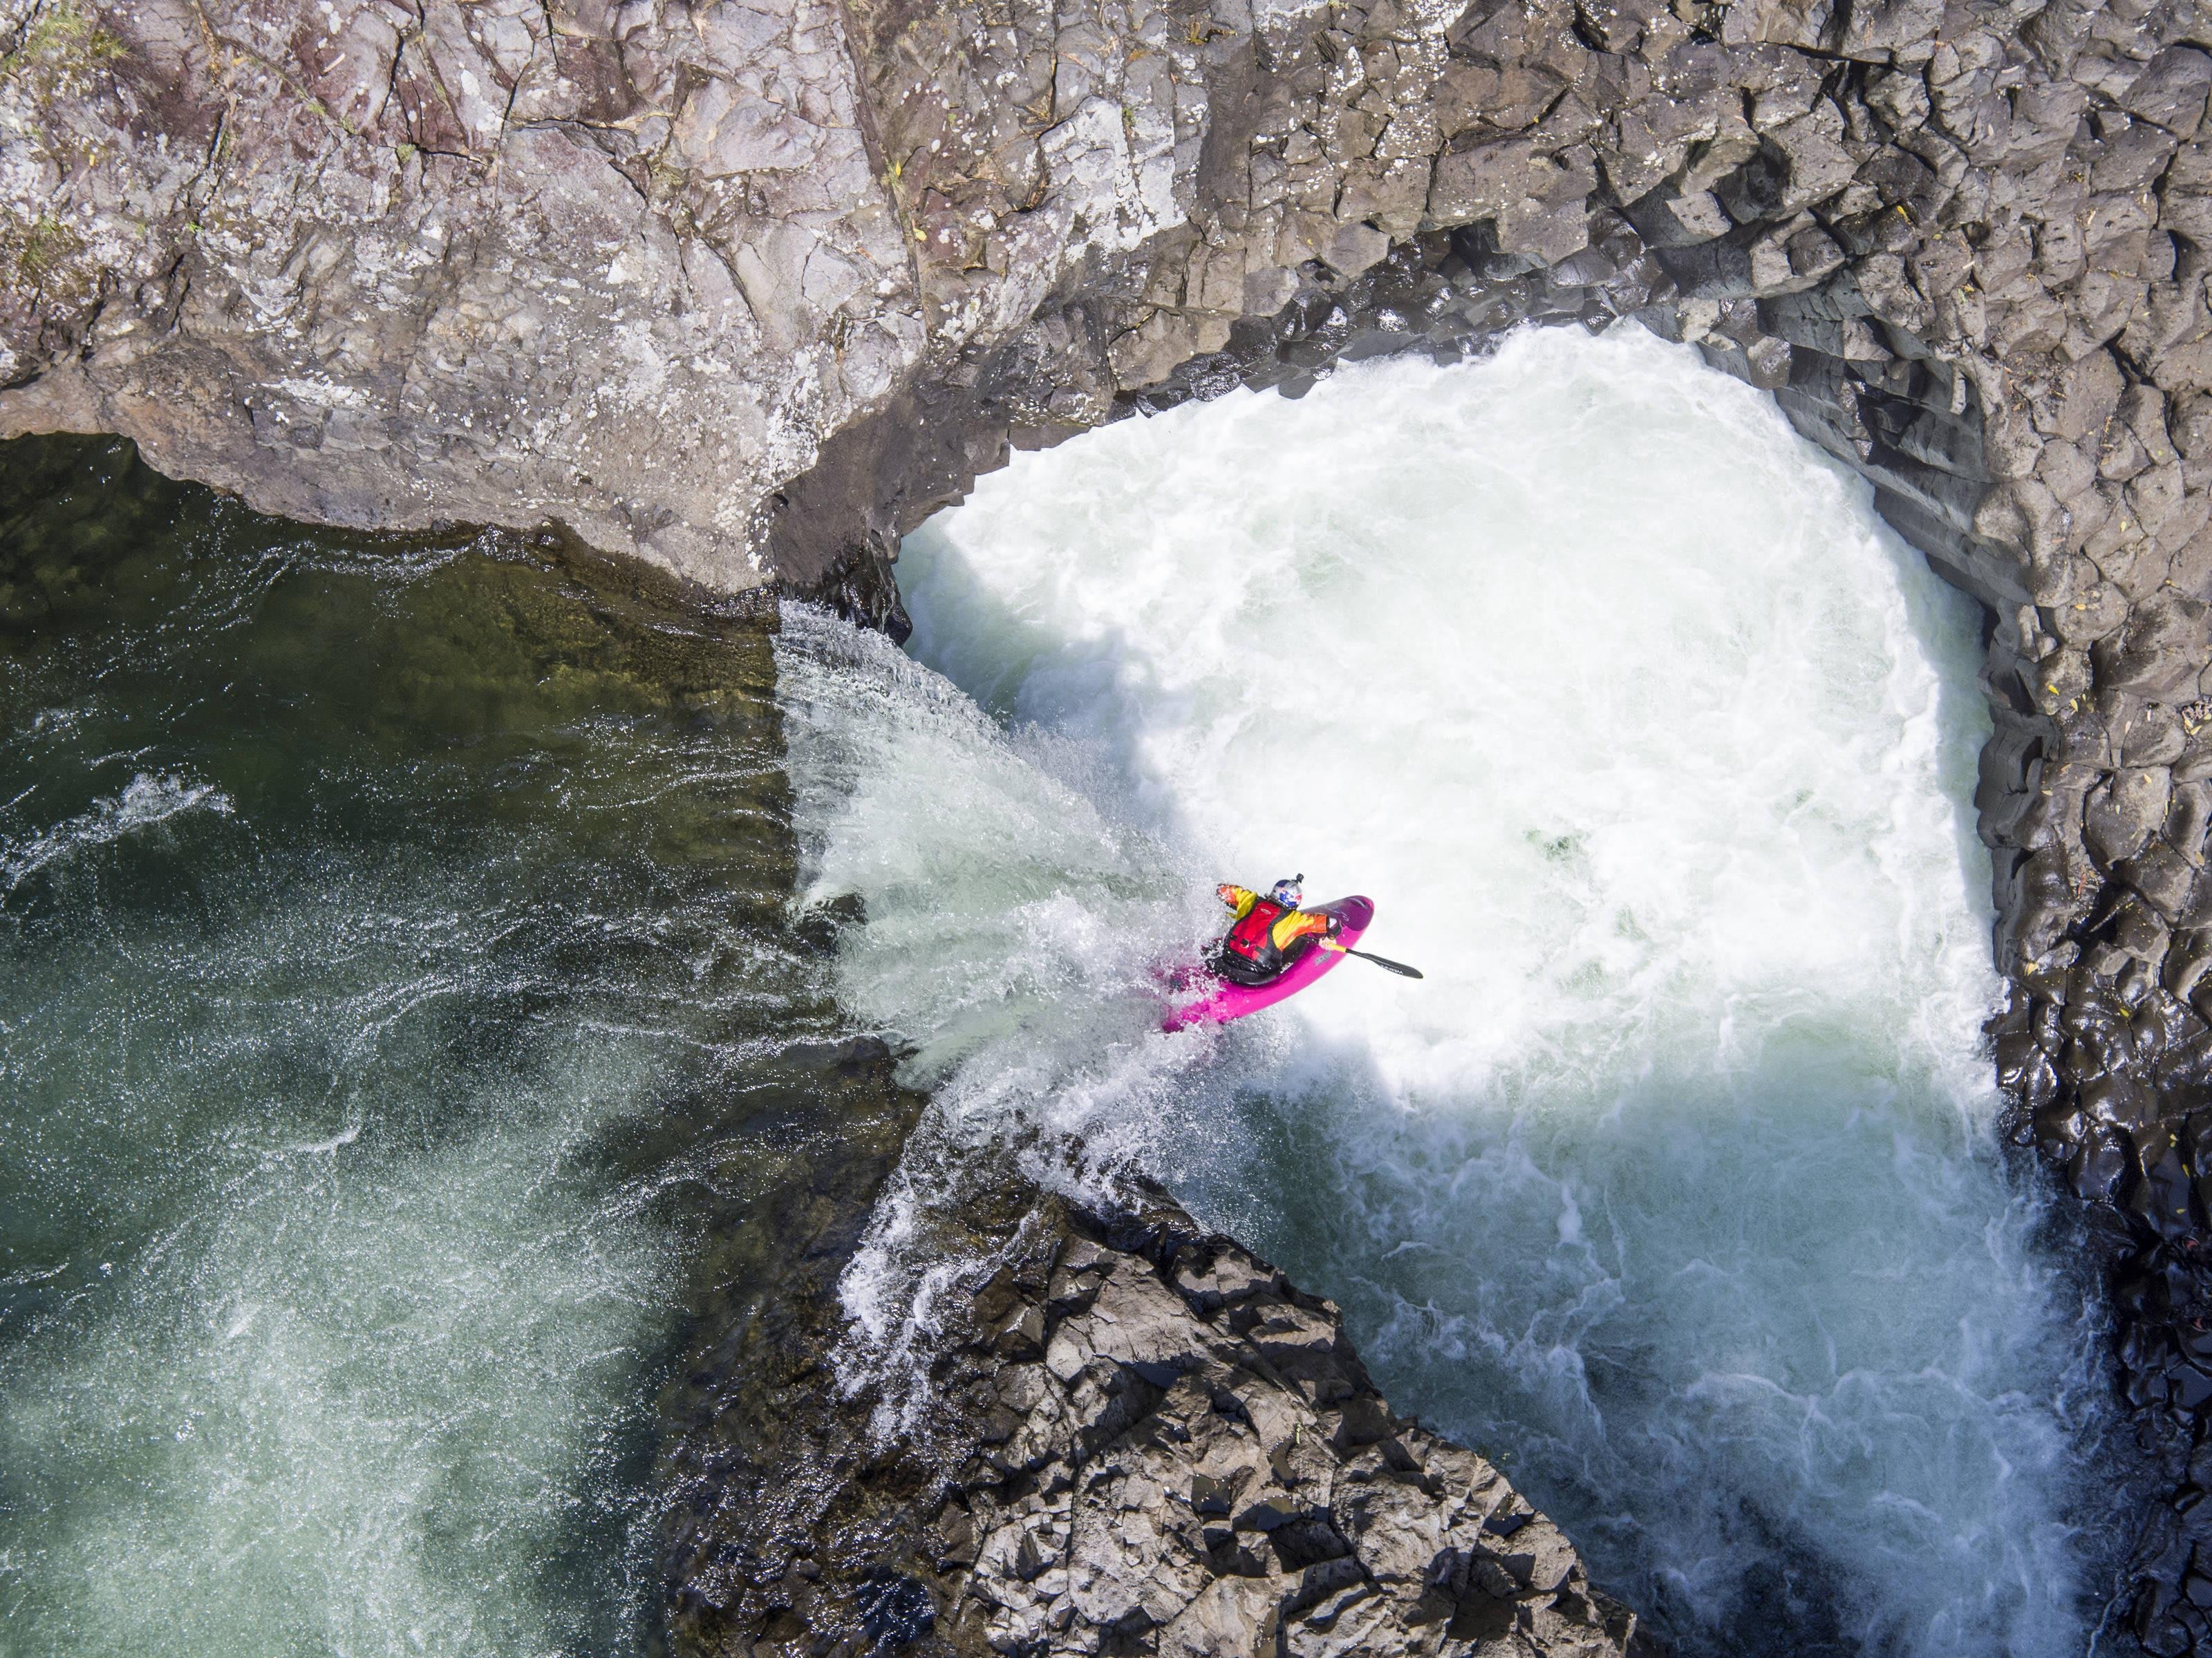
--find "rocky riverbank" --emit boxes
[663,1154,1635,1658]
[19,0,2212,1644]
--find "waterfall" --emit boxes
[778,325,2119,1657]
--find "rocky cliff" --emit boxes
[663,1162,1635,1658]
[20,0,2212,1646]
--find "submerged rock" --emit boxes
[664,1174,1633,1658]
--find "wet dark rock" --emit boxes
[2135,1142,2202,1243]
[664,1174,1633,1658]
[2071,1125,2135,1204]
[856,1574,937,1648]
[2095,771,2180,867]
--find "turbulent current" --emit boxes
[778,326,2124,1657]
[0,440,918,1657]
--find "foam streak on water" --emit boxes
[0,771,232,891]
[780,326,2117,1655]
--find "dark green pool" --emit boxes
[0,435,884,1656]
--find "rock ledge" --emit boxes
[664,1175,1634,1658]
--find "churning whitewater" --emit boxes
[777,326,2117,1657]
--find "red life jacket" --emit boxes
[1224,897,1291,968]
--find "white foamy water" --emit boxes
[0,771,232,891]
[778,326,2115,1655]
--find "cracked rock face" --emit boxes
[663,1176,1635,1658]
[1,0,936,587]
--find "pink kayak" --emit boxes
[1161,896,1375,1033]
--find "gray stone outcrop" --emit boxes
[664,1174,1634,1658]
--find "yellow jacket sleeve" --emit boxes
[1217,884,1258,918]
[1272,908,1335,950]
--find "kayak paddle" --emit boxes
[1326,943,1424,979]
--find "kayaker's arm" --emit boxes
[1272,909,1342,952]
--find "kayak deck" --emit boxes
[1161,896,1374,1032]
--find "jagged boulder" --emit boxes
[664,1176,1634,1658]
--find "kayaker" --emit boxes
[1210,875,1344,986]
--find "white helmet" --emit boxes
[1271,875,1304,907]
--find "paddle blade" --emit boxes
[1351,949,1423,979]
